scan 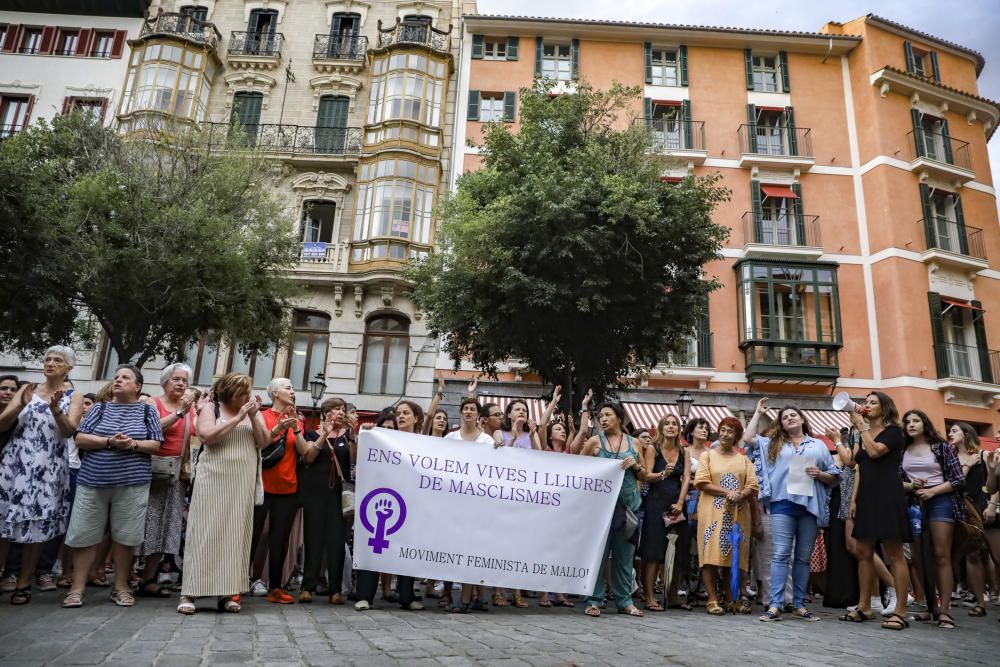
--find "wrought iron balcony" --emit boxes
[668,332,713,368]
[647,118,706,153]
[906,129,974,183]
[376,19,451,53]
[738,124,813,158]
[139,11,222,50]
[918,216,987,267]
[228,31,284,58]
[742,212,821,248]
[204,123,362,156]
[313,33,368,60]
[935,343,999,385]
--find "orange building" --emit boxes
[445,14,1000,441]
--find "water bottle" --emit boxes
[908,505,922,537]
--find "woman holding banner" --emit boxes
[580,402,647,618]
[695,419,758,616]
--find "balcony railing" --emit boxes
[0,124,23,140]
[313,33,368,60]
[919,217,986,260]
[668,332,713,368]
[376,19,451,53]
[139,11,222,50]
[742,212,821,247]
[229,31,284,58]
[935,342,999,385]
[204,123,362,155]
[647,118,705,152]
[744,342,840,380]
[738,124,813,157]
[906,130,972,171]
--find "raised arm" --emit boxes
[851,412,894,459]
[422,376,446,434]
[0,384,32,431]
[569,389,593,455]
[742,397,768,444]
[827,427,854,467]
[197,397,259,446]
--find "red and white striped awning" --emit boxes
[479,396,547,423]
[622,402,735,430]
[765,408,851,435]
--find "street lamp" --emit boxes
[309,372,327,428]
[676,390,694,426]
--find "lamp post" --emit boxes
[676,389,694,426]
[309,372,327,429]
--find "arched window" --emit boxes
[288,310,329,389]
[360,316,409,394]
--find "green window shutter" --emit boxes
[791,182,806,245]
[506,36,519,60]
[643,97,652,123]
[911,108,926,157]
[502,91,516,122]
[746,103,757,152]
[953,194,969,256]
[903,41,916,73]
[751,180,763,242]
[467,90,480,121]
[471,34,484,59]
[940,117,954,164]
[744,48,754,90]
[681,99,693,148]
[970,301,993,383]
[919,183,936,249]
[571,38,580,80]
[316,95,349,151]
[929,51,941,83]
[679,45,688,86]
[785,106,798,156]
[697,302,712,368]
[926,292,948,378]
[643,42,652,84]
[779,51,790,92]
[534,36,543,77]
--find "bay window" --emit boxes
[351,157,437,262]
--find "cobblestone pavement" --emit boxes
[0,589,997,666]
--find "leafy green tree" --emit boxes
[407,81,730,411]
[0,113,300,367]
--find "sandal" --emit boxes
[938,613,955,629]
[492,592,509,607]
[299,590,313,603]
[328,593,344,605]
[706,601,725,616]
[448,602,470,613]
[737,598,753,615]
[217,594,241,613]
[585,605,601,617]
[644,599,664,611]
[437,596,451,609]
[62,592,84,608]
[56,576,72,589]
[617,605,645,617]
[177,596,196,615]
[969,605,987,617]
[513,594,529,608]
[138,581,172,598]
[10,587,31,605]
[554,597,575,608]
[839,609,872,622]
[538,598,553,608]
[881,613,909,630]
[87,575,109,588]
[667,602,693,611]
[110,589,135,607]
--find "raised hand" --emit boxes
[825,427,841,444]
[526,418,538,433]
[551,385,562,407]
[437,376,446,395]
[374,497,394,520]
[20,383,36,409]
[180,389,196,412]
[48,390,65,414]
[581,388,593,411]
[467,377,478,396]
[849,411,866,430]
[755,397,768,414]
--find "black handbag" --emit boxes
[260,430,288,469]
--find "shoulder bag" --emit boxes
[331,442,356,519]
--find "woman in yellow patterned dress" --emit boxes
[695,417,759,615]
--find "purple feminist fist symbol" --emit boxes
[359,488,407,554]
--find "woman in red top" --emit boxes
[250,377,309,603]
[137,363,196,597]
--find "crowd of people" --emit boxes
[0,347,998,632]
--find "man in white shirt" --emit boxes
[445,398,494,445]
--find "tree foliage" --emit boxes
[407,81,730,410]
[0,113,300,367]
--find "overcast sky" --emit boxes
[477,0,1000,204]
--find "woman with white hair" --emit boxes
[136,362,196,598]
[249,377,308,604]
[0,346,84,605]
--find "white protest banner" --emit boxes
[353,427,625,594]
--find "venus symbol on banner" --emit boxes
[359,488,407,554]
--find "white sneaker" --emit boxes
[355,600,370,611]
[404,600,425,611]
[250,579,268,597]
[0,573,16,593]
[880,588,897,617]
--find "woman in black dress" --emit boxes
[638,414,689,611]
[841,392,911,630]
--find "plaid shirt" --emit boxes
[900,441,966,522]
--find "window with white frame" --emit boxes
[542,43,572,81]
[752,55,780,93]
[91,31,114,58]
[484,39,506,59]
[479,93,504,122]
[650,49,679,86]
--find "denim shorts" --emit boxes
[923,493,954,524]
